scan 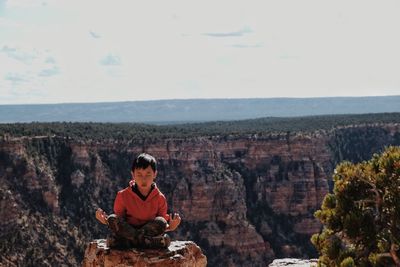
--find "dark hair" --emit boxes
[131,153,157,172]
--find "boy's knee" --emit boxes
[142,217,167,236]
[154,216,168,230]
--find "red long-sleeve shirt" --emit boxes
[113,180,170,226]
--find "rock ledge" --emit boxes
[268,258,318,267]
[82,239,207,267]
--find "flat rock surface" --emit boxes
[269,258,318,267]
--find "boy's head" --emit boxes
[131,153,157,188]
[131,153,157,172]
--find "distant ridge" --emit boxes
[0,96,399,124]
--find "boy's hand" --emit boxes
[95,208,108,225]
[167,212,181,232]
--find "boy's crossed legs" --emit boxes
[96,209,171,249]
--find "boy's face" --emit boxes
[131,166,157,188]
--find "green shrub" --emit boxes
[312,146,400,266]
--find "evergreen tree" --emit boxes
[312,146,400,266]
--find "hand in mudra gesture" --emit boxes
[95,208,108,225]
[167,212,181,232]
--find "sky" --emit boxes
[0,0,399,104]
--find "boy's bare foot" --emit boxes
[142,234,171,249]
[96,208,108,225]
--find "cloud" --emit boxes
[45,56,56,64]
[38,65,59,77]
[4,72,30,83]
[100,54,121,66]
[203,26,252,37]
[3,0,48,8]
[89,30,101,39]
[1,46,16,53]
[1,45,36,64]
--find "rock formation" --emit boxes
[82,239,207,267]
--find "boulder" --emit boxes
[82,239,207,267]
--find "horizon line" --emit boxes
[1,95,399,106]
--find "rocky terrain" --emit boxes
[0,123,399,266]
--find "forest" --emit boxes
[1,112,399,141]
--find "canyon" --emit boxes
[1,123,399,266]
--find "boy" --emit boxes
[96,153,181,249]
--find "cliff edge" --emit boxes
[82,239,207,267]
